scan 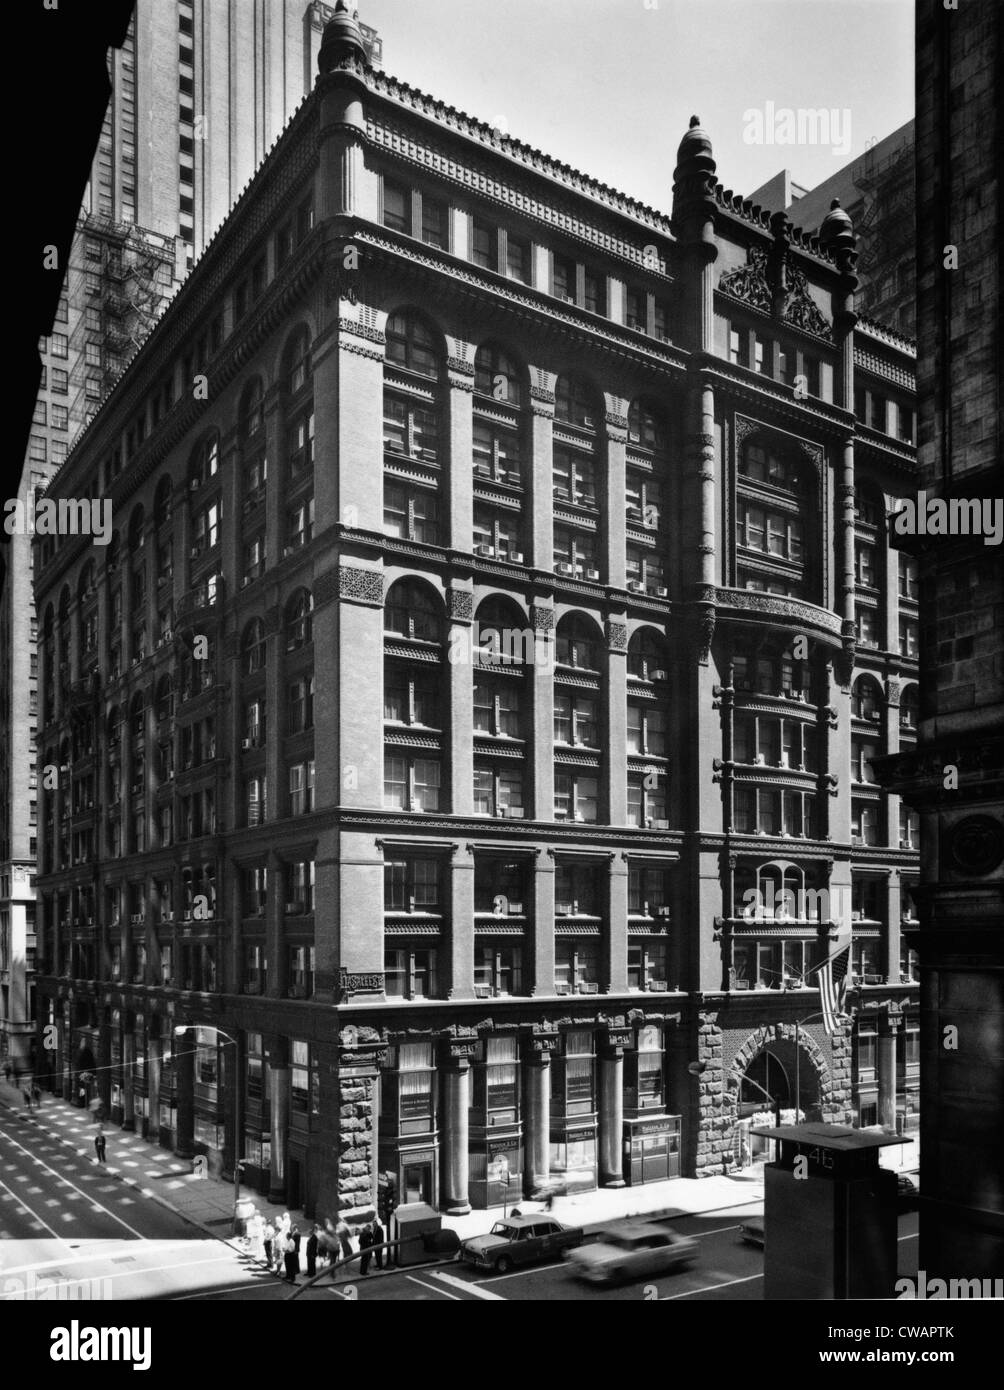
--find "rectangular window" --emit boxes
[471,218,496,270]
[421,196,448,250]
[382,178,409,233]
[552,253,576,302]
[506,234,530,284]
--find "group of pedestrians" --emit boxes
[241,1208,388,1283]
[3,1063,42,1111]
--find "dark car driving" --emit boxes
[459,1215,584,1274]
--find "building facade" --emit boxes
[33,7,917,1223]
[879,0,1003,1278]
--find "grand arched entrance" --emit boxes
[726,1025,831,1168]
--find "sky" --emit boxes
[360,0,914,213]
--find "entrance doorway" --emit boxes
[403,1160,432,1205]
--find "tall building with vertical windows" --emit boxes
[13,2,383,1067]
[32,7,917,1223]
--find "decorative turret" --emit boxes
[318,0,367,74]
[818,198,857,277]
[671,116,718,256]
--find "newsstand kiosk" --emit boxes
[750,1121,901,1299]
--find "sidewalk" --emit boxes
[3,1077,913,1256]
[0,1077,302,1277]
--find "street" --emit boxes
[1,1096,920,1303]
[0,1105,274,1302]
[183,1203,921,1303]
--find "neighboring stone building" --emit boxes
[32,6,917,1222]
[750,121,916,339]
[877,0,1003,1278]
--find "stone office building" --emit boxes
[33,6,918,1220]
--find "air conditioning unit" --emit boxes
[656,906,672,918]
[585,568,600,581]
[130,914,143,924]
[190,545,201,559]
[556,563,575,576]
[475,544,495,557]
[505,807,525,818]
[508,551,524,563]
[628,430,641,443]
[650,818,670,830]
[754,754,766,765]
[554,982,572,995]
[900,838,912,849]
[473,984,493,999]
[582,416,595,428]
[285,901,304,915]
[628,580,645,593]
[410,798,424,812]
[652,586,669,598]
[649,979,668,992]
[579,982,599,994]
[242,738,253,750]
[649,669,667,682]
[162,913,174,923]
[190,478,200,491]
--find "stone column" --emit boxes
[448,846,475,1001]
[886,870,902,986]
[268,1037,290,1203]
[122,1026,136,1132]
[531,852,554,996]
[523,1043,553,1195]
[878,1007,901,1131]
[603,419,627,588]
[441,1048,472,1214]
[175,1030,195,1159]
[606,855,629,993]
[528,390,554,571]
[446,367,475,552]
[530,605,554,821]
[604,620,628,826]
[96,1008,112,1115]
[448,587,474,818]
[599,1041,626,1187]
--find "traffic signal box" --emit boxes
[751,1122,901,1299]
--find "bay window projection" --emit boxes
[735,438,812,599]
[384,580,445,811]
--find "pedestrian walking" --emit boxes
[358,1221,374,1275]
[305,1225,319,1278]
[23,1087,32,1111]
[334,1215,354,1261]
[247,1208,265,1262]
[31,1084,41,1110]
[370,1216,385,1270]
[262,1219,275,1270]
[94,1128,107,1163]
[2,1061,11,1084]
[283,1226,300,1284]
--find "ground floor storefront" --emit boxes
[34,984,917,1219]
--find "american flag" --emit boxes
[818,942,851,1035]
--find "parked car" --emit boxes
[739,1216,765,1248]
[897,1171,920,1209]
[459,1215,584,1274]
[565,1221,698,1286]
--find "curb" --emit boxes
[0,1092,282,1281]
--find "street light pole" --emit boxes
[794,1010,826,1121]
[175,1024,241,1233]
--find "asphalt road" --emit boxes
[0,1104,275,1302]
[184,1205,921,1303]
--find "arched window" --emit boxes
[285,590,313,651]
[385,311,440,379]
[127,505,145,551]
[284,326,312,396]
[154,476,173,529]
[474,343,524,407]
[155,675,173,724]
[384,579,441,642]
[240,378,265,443]
[852,674,883,722]
[899,684,919,734]
[554,373,599,430]
[77,561,95,602]
[555,614,601,671]
[242,618,267,675]
[189,433,219,490]
[627,629,669,682]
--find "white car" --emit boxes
[565,1221,698,1286]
